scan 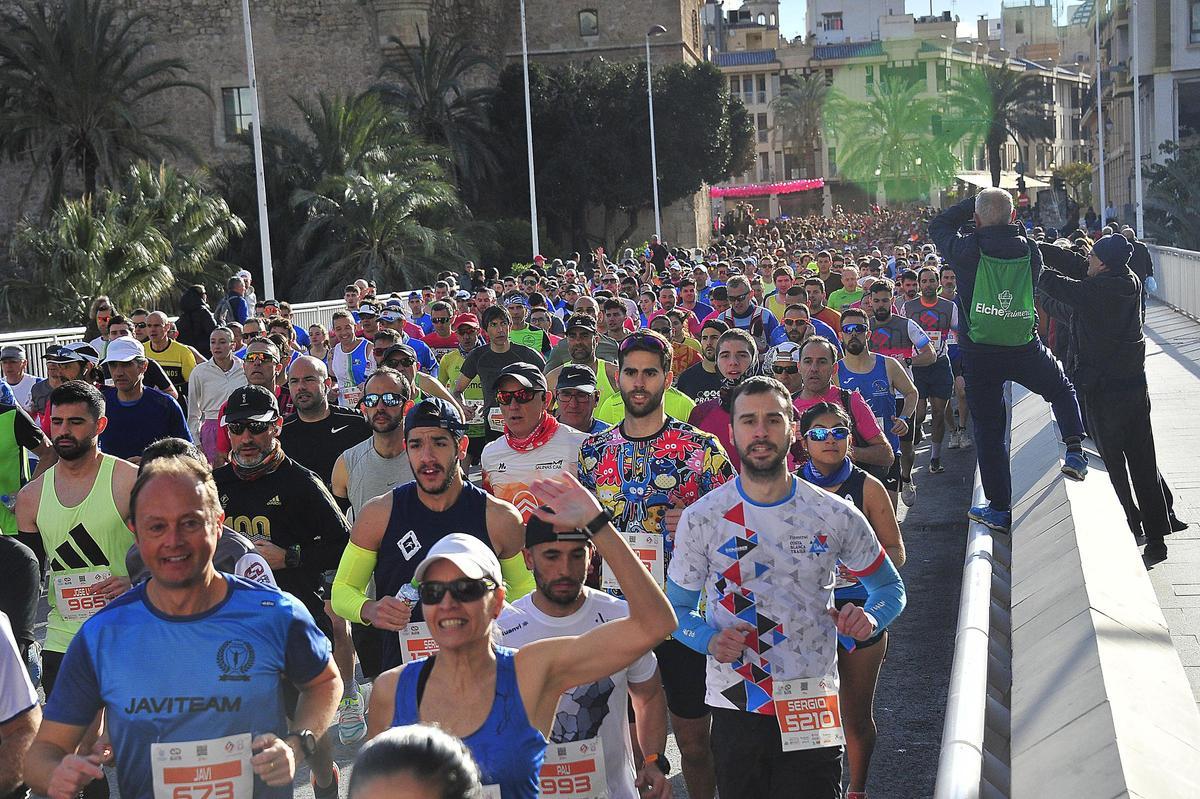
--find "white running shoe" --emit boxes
[337,687,368,745]
[901,480,917,507]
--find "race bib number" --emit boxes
[398,622,440,664]
[538,737,606,798]
[151,733,253,799]
[342,387,363,408]
[52,569,112,622]
[601,533,664,591]
[463,399,485,423]
[773,677,845,751]
[481,787,501,799]
[488,406,505,432]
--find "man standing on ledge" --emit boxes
[930,188,1088,533]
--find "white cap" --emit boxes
[413,534,503,586]
[236,269,252,282]
[101,336,145,364]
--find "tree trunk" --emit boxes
[987,140,1003,187]
[614,209,639,251]
[83,148,98,200]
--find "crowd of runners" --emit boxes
[0,190,1176,799]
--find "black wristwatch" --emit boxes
[644,753,672,775]
[284,545,302,569]
[581,509,613,539]
[287,729,317,759]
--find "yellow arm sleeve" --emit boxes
[331,541,378,624]
[500,552,536,601]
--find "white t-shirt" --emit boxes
[4,374,39,412]
[0,611,37,724]
[481,422,588,520]
[668,476,883,714]
[499,590,657,799]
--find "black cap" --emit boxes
[223,385,280,424]
[526,508,591,548]
[403,397,466,438]
[493,361,547,393]
[557,364,597,393]
[565,315,597,334]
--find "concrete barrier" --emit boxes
[1006,387,1200,798]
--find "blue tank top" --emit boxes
[391,647,545,799]
[378,481,492,669]
[838,354,899,453]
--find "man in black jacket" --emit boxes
[930,189,1088,533]
[1039,235,1177,561]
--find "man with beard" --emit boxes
[546,316,619,404]
[667,377,905,799]
[98,337,191,462]
[499,514,672,799]
[804,277,842,330]
[578,330,733,799]
[837,308,918,507]
[214,338,293,467]
[15,381,136,707]
[782,301,841,352]
[437,314,487,464]
[331,368,416,520]
[331,398,529,672]
[902,268,958,475]
[213,385,349,799]
[676,319,728,405]
[688,329,757,472]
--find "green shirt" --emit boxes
[828,288,865,313]
[440,348,486,438]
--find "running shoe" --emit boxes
[313,762,339,799]
[968,504,1011,532]
[901,479,917,507]
[947,429,961,449]
[337,689,367,745]
[1061,450,1088,481]
[928,458,944,474]
[959,429,973,448]
[1144,538,1168,561]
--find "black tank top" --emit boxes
[836,467,868,512]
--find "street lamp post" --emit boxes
[240,0,275,300]
[519,0,540,259]
[645,25,667,241]
[1095,2,1107,223]
[1131,0,1144,236]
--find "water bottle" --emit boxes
[1146,275,1158,295]
[398,582,420,607]
[1,494,14,512]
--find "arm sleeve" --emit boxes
[284,602,333,686]
[666,578,717,656]
[330,541,377,623]
[500,552,535,601]
[856,556,906,632]
[42,635,103,727]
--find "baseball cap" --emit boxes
[557,364,597,393]
[493,361,547,393]
[1,345,26,360]
[455,289,472,301]
[404,396,467,438]
[413,533,503,585]
[236,269,252,282]
[46,342,100,365]
[770,342,803,363]
[452,313,480,330]
[357,302,380,318]
[504,295,530,308]
[565,315,596,334]
[407,291,421,301]
[223,385,280,424]
[381,343,418,363]
[100,337,144,365]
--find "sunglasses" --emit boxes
[728,292,751,302]
[783,318,810,326]
[804,426,851,442]
[134,322,148,329]
[361,392,406,408]
[496,387,541,406]
[772,364,799,375]
[227,420,274,435]
[432,317,450,324]
[244,352,277,363]
[618,331,668,353]
[841,323,869,334]
[385,357,416,369]
[419,577,497,605]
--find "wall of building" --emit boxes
[806,0,903,46]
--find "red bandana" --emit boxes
[505,413,559,453]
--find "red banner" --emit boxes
[710,179,825,198]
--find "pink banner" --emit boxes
[710,179,824,199]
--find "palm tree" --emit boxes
[946,66,1055,187]
[1144,141,1200,250]
[826,77,960,204]
[770,73,828,180]
[0,0,206,215]
[373,31,499,202]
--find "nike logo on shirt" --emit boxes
[330,425,349,434]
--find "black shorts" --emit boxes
[710,707,842,798]
[41,648,65,698]
[896,398,922,446]
[911,357,954,401]
[834,597,889,650]
[863,457,901,493]
[655,637,710,720]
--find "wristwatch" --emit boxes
[286,729,317,759]
[581,509,614,539]
[284,545,302,569]
[644,753,672,775]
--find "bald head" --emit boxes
[289,355,329,381]
[975,188,1015,227]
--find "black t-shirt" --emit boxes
[460,343,545,413]
[675,362,722,405]
[213,457,350,621]
[279,406,371,487]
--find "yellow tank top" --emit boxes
[36,454,133,652]
[595,360,617,403]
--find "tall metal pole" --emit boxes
[240,0,275,300]
[1094,0,1107,223]
[519,0,540,259]
[646,33,663,241]
[1130,0,1145,236]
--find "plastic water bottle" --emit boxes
[1146,276,1158,294]
[398,582,420,607]
[1,494,14,512]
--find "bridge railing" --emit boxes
[1148,244,1200,320]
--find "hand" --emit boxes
[251,733,296,787]
[89,736,115,767]
[361,596,414,631]
[708,623,754,663]
[46,753,104,799]
[528,473,603,530]
[635,763,672,799]
[90,575,131,602]
[827,604,878,641]
[255,541,288,570]
[891,418,909,437]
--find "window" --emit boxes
[822,12,844,32]
[828,146,838,178]
[1015,19,1024,35]
[757,74,767,105]
[865,66,874,86]
[936,63,948,93]
[743,75,754,99]
[730,76,739,97]
[579,9,598,37]
[759,152,770,181]
[1192,1,1200,44]
[757,112,768,143]
[1179,81,1200,139]
[222,87,253,142]
[825,69,834,87]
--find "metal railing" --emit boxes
[0,298,347,377]
[1148,244,1200,321]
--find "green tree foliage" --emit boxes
[0,0,206,214]
[946,66,1055,187]
[1145,141,1200,250]
[771,72,829,178]
[4,162,243,326]
[825,77,959,203]
[488,59,753,252]
[1052,161,1093,207]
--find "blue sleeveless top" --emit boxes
[838,354,899,452]
[378,481,492,670]
[392,647,546,799]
